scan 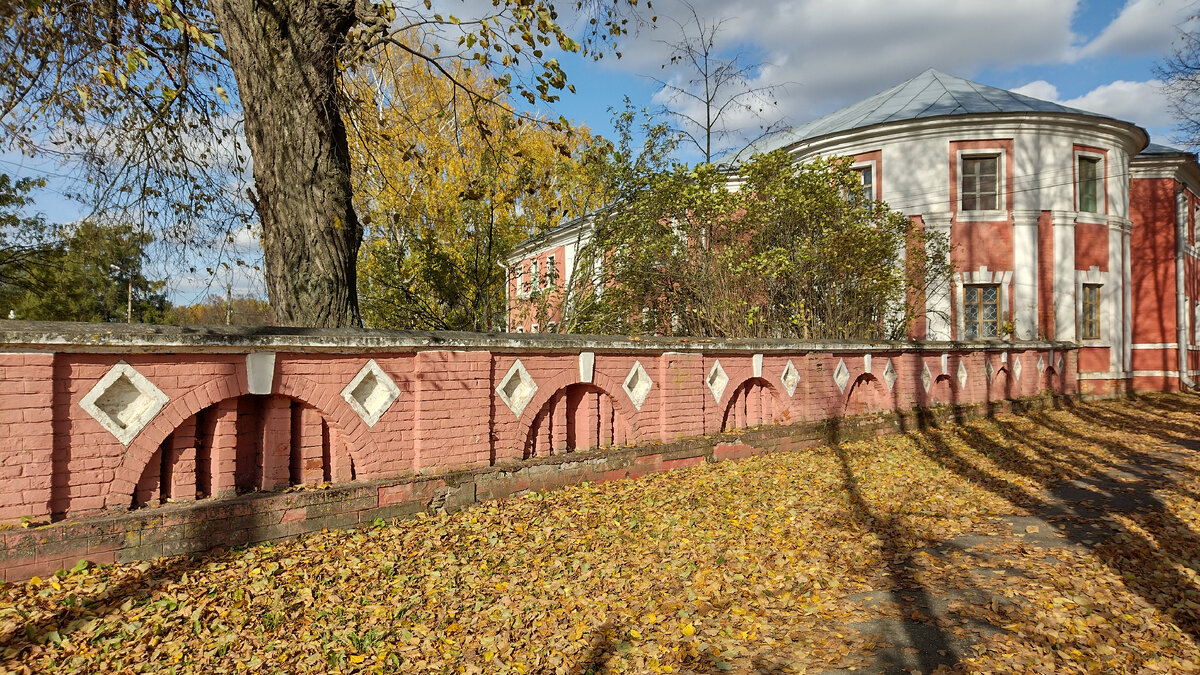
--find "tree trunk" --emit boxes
[209,0,362,327]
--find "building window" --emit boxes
[531,323,539,333]
[515,325,524,333]
[1078,156,1101,213]
[546,254,558,288]
[1080,284,1101,340]
[854,166,874,201]
[530,259,539,293]
[961,156,999,211]
[963,284,1000,338]
[516,262,530,298]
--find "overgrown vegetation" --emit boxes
[548,115,951,339]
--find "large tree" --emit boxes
[345,42,606,331]
[0,220,171,323]
[0,0,645,327]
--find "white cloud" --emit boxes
[1012,77,1172,137]
[606,0,1080,123]
[1060,78,1173,127]
[1080,0,1197,58]
[1011,80,1061,101]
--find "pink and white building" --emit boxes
[507,69,1200,395]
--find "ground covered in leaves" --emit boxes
[6,394,1200,674]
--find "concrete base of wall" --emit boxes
[0,393,1078,582]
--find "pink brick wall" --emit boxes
[0,328,1088,528]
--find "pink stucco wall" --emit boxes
[0,323,1080,528]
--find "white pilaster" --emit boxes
[1012,211,1040,340]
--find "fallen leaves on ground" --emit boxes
[5,394,1200,673]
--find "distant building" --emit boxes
[506,69,1200,394]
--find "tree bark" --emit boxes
[209,0,362,327]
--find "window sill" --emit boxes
[955,210,1008,222]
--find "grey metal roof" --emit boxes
[1139,142,1193,157]
[728,69,1118,163]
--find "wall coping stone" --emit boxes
[0,320,1077,355]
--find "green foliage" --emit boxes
[566,143,951,340]
[0,174,53,289]
[0,220,169,323]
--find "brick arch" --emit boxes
[845,373,887,415]
[719,376,783,432]
[990,365,1014,399]
[514,368,644,450]
[930,373,955,404]
[108,372,381,508]
[523,382,638,457]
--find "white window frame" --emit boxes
[546,254,557,289]
[953,266,1012,340]
[851,161,877,202]
[530,259,540,293]
[956,149,1007,222]
[1074,150,1105,215]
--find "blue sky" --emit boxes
[3,0,1196,303]
[542,0,1196,162]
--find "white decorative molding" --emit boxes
[985,358,995,383]
[1038,355,1047,373]
[780,360,800,397]
[957,361,969,388]
[496,359,539,417]
[883,359,897,390]
[341,359,401,427]
[752,353,763,378]
[834,359,850,393]
[941,353,949,374]
[246,352,276,395]
[579,352,595,384]
[80,362,169,446]
[864,354,873,374]
[707,360,729,402]
[1013,356,1022,381]
[921,362,933,392]
[623,361,653,410]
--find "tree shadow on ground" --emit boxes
[910,396,1200,649]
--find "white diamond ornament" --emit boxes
[834,359,850,393]
[341,359,401,427]
[985,358,995,383]
[921,362,933,392]
[957,361,969,388]
[707,360,729,402]
[1038,355,1046,373]
[496,359,539,417]
[1014,356,1022,381]
[80,362,169,446]
[883,359,897,390]
[780,360,800,397]
[623,361,653,410]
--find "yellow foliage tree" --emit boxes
[345,43,607,331]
